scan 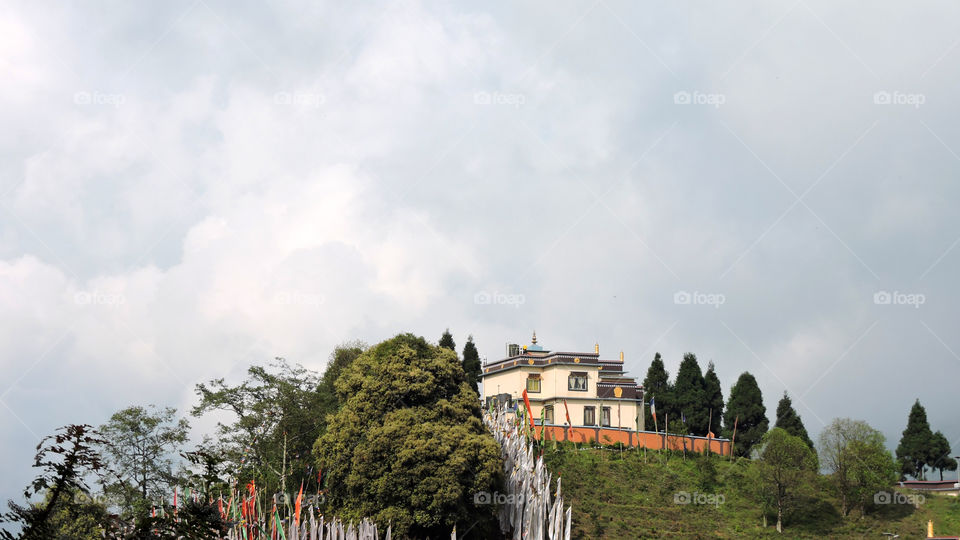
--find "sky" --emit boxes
[2,0,960,504]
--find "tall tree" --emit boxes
[673,353,708,435]
[439,328,456,352]
[723,372,768,457]
[461,335,482,394]
[703,361,724,435]
[751,428,817,533]
[99,405,189,516]
[774,392,814,451]
[930,431,957,481]
[641,353,672,431]
[819,418,896,516]
[1,425,108,540]
[895,399,935,480]
[192,358,327,497]
[313,334,502,538]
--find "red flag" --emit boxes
[173,488,178,517]
[521,389,535,431]
[562,399,574,437]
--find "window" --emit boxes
[601,407,611,427]
[584,406,596,426]
[568,372,588,392]
[544,405,554,424]
[526,374,541,393]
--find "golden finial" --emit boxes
[595,342,599,354]
[620,351,624,362]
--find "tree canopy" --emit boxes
[895,399,935,480]
[462,335,482,394]
[703,361,724,435]
[723,372,768,457]
[642,353,672,431]
[313,333,502,537]
[673,353,708,435]
[774,392,814,451]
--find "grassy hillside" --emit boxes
[542,444,960,539]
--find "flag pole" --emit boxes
[730,415,739,461]
[706,408,713,456]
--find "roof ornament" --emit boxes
[531,331,537,345]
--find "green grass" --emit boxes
[541,444,960,539]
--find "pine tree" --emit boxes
[641,353,672,431]
[774,391,814,451]
[723,372,768,457]
[461,335,482,394]
[930,431,956,481]
[673,353,708,435]
[703,361,724,435]
[896,399,935,480]
[438,329,456,352]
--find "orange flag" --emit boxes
[521,389,535,431]
[295,481,304,527]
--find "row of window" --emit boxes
[537,405,611,427]
[526,373,588,393]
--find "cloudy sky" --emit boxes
[3,0,960,502]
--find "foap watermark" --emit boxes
[273,291,325,308]
[473,491,525,505]
[474,290,525,308]
[874,491,925,506]
[74,91,125,108]
[473,90,525,108]
[674,290,725,308]
[873,91,925,109]
[873,290,925,309]
[74,290,125,307]
[272,492,326,506]
[274,90,326,108]
[674,491,725,507]
[673,90,725,108]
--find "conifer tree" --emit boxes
[641,353,672,431]
[723,372,768,457]
[774,391,814,451]
[703,361,724,435]
[673,353,708,435]
[930,431,956,481]
[439,328,456,352]
[896,399,935,480]
[462,335,482,394]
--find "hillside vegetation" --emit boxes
[543,444,960,539]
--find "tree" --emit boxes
[673,353,708,435]
[313,333,503,537]
[642,353,673,431]
[818,418,894,516]
[930,431,956,481]
[752,428,817,533]
[895,399,935,480]
[462,335,482,394]
[703,361,724,435]
[1,424,108,540]
[193,358,329,497]
[99,405,189,517]
[439,328,456,352]
[723,372,768,457]
[774,392,814,451]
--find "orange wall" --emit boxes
[536,425,729,456]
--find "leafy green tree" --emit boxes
[192,358,327,497]
[462,335,482,394]
[99,405,189,517]
[844,437,898,516]
[818,418,893,516]
[895,399,935,480]
[1,424,108,540]
[752,428,817,533]
[642,353,673,431]
[673,353,708,435]
[723,372,768,457]
[439,328,456,352]
[930,431,956,481]
[703,361,724,435]
[774,392,814,452]
[313,333,503,538]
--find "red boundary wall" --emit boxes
[535,424,730,456]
